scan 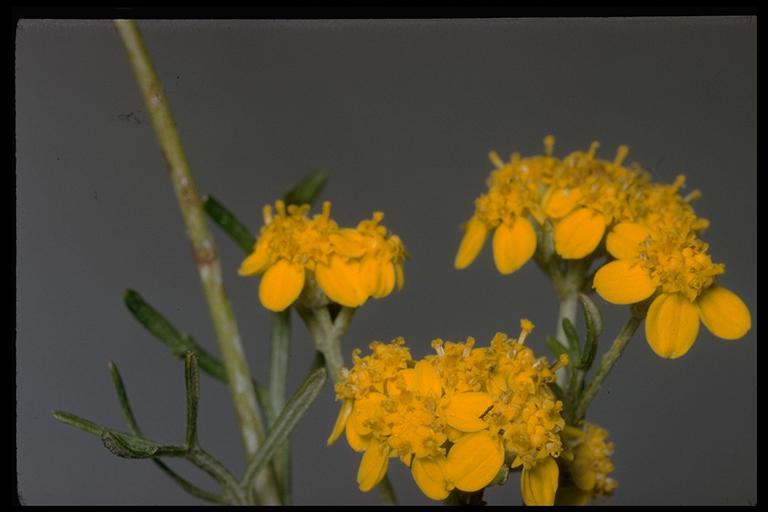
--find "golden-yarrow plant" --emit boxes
[52,20,751,507]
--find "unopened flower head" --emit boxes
[327,323,567,505]
[563,423,618,496]
[238,200,406,312]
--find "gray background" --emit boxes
[16,18,756,505]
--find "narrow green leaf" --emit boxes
[53,410,106,437]
[107,362,226,503]
[153,459,228,504]
[578,293,603,369]
[561,318,581,358]
[202,195,256,253]
[545,335,568,359]
[283,171,328,207]
[101,430,160,459]
[242,367,327,490]
[108,361,143,435]
[184,352,200,447]
[123,289,273,422]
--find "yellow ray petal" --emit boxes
[645,293,700,359]
[327,400,353,446]
[455,217,488,270]
[415,360,442,399]
[411,456,451,501]
[373,261,396,298]
[543,187,583,219]
[554,208,606,259]
[357,438,390,492]
[395,262,405,291]
[315,255,368,307]
[345,416,368,452]
[238,237,270,276]
[330,228,367,258]
[606,222,651,260]
[443,392,493,432]
[492,217,537,275]
[258,260,305,312]
[520,456,559,506]
[697,285,751,340]
[359,256,381,296]
[593,259,656,305]
[445,431,504,492]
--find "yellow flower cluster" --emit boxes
[564,423,617,496]
[327,322,569,505]
[456,137,751,359]
[239,200,406,312]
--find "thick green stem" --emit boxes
[113,19,278,504]
[574,313,644,422]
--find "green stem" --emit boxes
[296,305,352,384]
[295,304,401,502]
[270,310,292,504]
[555,290,579,389]
[185,447,247,505]
[113,19,278,504]
[573,313,644,422]
[377,475,399,505]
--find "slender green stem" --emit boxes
[377,474,399,505]
[555,291,578,389]
[270,310,292,504]
[186,447,247,505]
[296,305,352,384]
[574,313,644,422]
[152,459,229,505]
[113,19,278,503]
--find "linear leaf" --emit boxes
[545,335,568,360]
[242,367,327,490]
[123,289,273,422]
[107,362,226,503]
[578,293,603,369]
[561,317,581,358]
[53,410,106,437]
[184,352,200,447]
[202,195,256,253]
[101,430,160,459]
[283,171,328,207]
[108,361,143,435]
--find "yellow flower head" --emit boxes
[562,423,618,496]
[455,137,655,272]
[455,138,559,274]
[595,221,750,358]
[238,200,406,312]
[328,325,566,505]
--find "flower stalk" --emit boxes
[574,311,644,422]
[113,19,278,504]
